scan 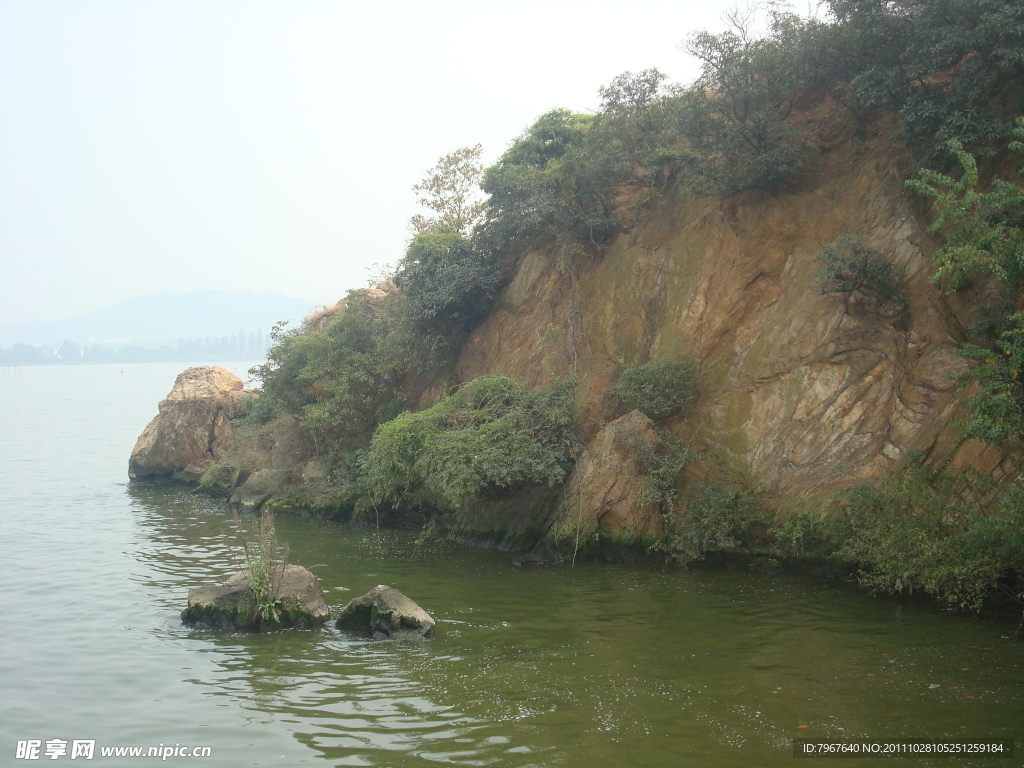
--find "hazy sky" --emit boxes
[1,0,772,326]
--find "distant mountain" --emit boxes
[0,290,318,347]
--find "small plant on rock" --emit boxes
[813,235,906,310]
[232,509,288,624]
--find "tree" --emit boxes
[395,232,501,332]
[409,144,486,236]
[829,0,1024,166]
[480,109,623,252]
[679,5,820,195]
[596,69,681,187]
[908,117,1024,443]
[55,339,81,363]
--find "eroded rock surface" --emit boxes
[336,585,435,640]
[545,410,663,545]
[129,366,246,481]
[181,564,329,631]
[455,125,1014,501]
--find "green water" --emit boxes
[1,363,1022,767]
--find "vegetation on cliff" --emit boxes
[364,375,579,520]
[612,358,699,422]
[778,455,1024,612]
[909,118,1024,444]
[197,0,1024,612]
[775,124,1024,611]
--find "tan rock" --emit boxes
[129,366,246,481]
[548,410,664,544]
[336,585,435,640]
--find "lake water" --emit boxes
[1,362,1023,767]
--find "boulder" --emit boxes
[181,564,330,631]
[129,366,246,481]
[336,585,435,640]
[544,409,664,546]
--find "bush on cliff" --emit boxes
[478,0,1024,255]
[363,375,579,517]
[839,457,1024,612]
[678,5,826,195]
[395,232,503,333]
[832,0,1024,168]
[813,235,907,309]
[249,289,445,457]
[665,470,769,565]
[773,454,1024,612]
[612,357,699,421]
[479,109,621,254]
[909,117,1024,443]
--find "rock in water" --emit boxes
[336,585,435,640]
[181,564,330,631]
[544,409,664,545]
[129,366,246,482]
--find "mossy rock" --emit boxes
[336,585,435,640]
[182,564,330,631]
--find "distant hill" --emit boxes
[0,290,318,347]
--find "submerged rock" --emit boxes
[513,548,566,567]
[181,564,329,631]
[129,366,246,482]
[336,585,435,640]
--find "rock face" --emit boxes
[181,564,329,631]
[146,108,1021,546]
[336,585,435,640]
[129,366,246,481]
[545,410,663,546]
[454,117,1019,510]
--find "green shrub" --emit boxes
[612,358,699,420]
[596,69,684,189]
[771,460,1024,612]
[834,0,1023,167]
[679,6,825,195]
[480,109,623,253]
[363,375,579,516]
[772,502,857,561]
[395,232,502,332]
[836,456,1024,612]
[629,431,695,512]
[247,320,317,422]
[624,429,766,566]
[908,118,1024,442]
[813,235,906,308]
[249,289,448,458]
[956,318,1024,444]
[661,463,769,565]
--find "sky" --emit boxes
[0,0,790,326]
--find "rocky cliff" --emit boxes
[456,115,1016,511]
[130,116,1018,553]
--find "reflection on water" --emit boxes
[2,363,1023,767]
[125,484,1024,768]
